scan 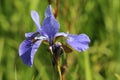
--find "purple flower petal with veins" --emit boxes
[41,5,60,43]
[19,32,47,66]
[67,34,90,52]
[19,40,42,66]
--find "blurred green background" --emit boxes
[0,0,120,80]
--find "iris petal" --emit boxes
[31,10,41,29]
[19,32,46,66]
[45,5,54,18]
[19,39,41,66]
[54,32,68,38]
[25,32,39,40]
[67,34,90,52]
[25,32,35,38]
[42,16,60,43]
[41,5,60,43]
[54,32,68,42]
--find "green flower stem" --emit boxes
[56,56,62,80]
[57,64,62,80]
[84,51,92,80]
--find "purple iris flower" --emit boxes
[19,5,90,66]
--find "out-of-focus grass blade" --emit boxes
[0,37,4,80]
[0,37,4,63]
[15,64,17,80]
[84,51,92,80]
[115,73,120,80]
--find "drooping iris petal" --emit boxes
[67,34,90,52]
[19,35,47,66]
[19,40,41,66]
[31,10,41,29]
[45,5,54,18]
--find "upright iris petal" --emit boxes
[31,11,41,29]
[42,17,60,42]
[42,5,60,43]
[67,34,90,52]
[31,11,46,36]
[45,5,54,18]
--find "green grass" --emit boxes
[0,0,120,80]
